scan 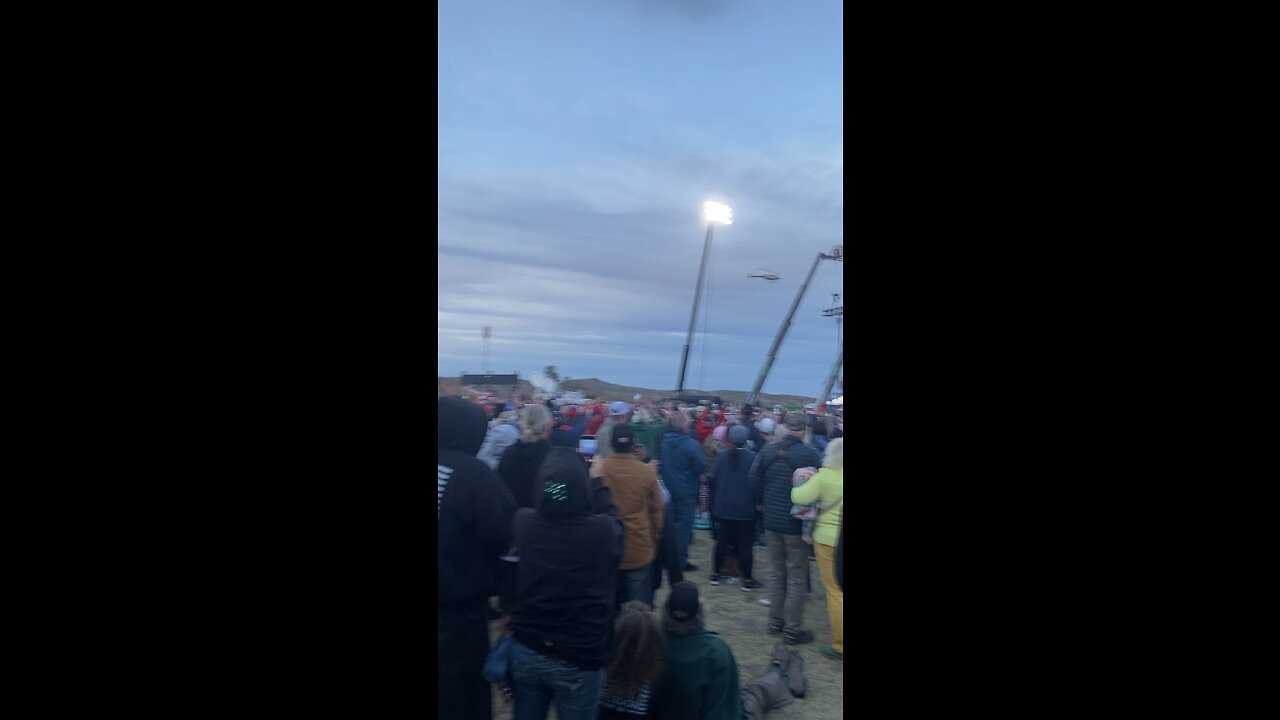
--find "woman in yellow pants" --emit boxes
[791,437,844,661]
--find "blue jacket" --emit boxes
[658,430,706,500]
[550,415,587,449]
[709,448,756,521]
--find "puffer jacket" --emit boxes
[749,436,822,535]
[657,429,706,500]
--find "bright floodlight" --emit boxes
[704,201,733,225]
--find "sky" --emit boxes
[439,0,843,398]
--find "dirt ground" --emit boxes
[489,525,844,719]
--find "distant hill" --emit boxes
[438,376,819,409]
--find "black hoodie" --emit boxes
[496,439,551,509]
[438,397,517,608]
[510,447,624,670]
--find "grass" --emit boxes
[488,525,844,719]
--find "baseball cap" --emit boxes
[611,423,635,452]
[757,417,776,434]
[728,425,748,445]
[785,413,808,431]
[609,401,630,417]
[666,581,700,621]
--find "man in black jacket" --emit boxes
[438,397,517,720]
[749,412,822,644]
[509,447,625,718]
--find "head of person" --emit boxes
[784,412,808,438]
[534,447,593,519]
[811,416,828,438]
[668,411,689,434]
[756,417,776,437]
[609,401,630,423]
[664,581,704,636]
[823,437,843,469]
[439,397,488,456]
[611,423,636,455]
[607,601,666,692]
[728,424,748,449]
[519,403,553,443]
[712,425,727,446]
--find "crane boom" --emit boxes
[747,251,832,405]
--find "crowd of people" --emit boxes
[439,392,844,719]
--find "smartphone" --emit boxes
[578,436,596,463]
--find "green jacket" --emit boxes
[652,630,741,720]
[632,421,666,461]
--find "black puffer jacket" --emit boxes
[510,447,624,670]
[438,397,517,607]
[749,435,822,535]
[497,438,551,509]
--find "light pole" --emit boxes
[676,201,732,396]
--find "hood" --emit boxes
[439,397,488,455]
[661,430,688,448]
[533,447,592,518]
[509,438,550,461]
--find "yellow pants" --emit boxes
[815,542,843,654]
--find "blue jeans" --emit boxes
[511,639,606,720]
[670,495,696,567]
[619,567,652,608]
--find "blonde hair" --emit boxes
[823,437,843,469]
[519,404,552,443]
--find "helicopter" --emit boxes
[748,271,781,281]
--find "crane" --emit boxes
[746,245,843,405]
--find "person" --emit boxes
[657,412,706,572]
[508,447,625,720]
[586,400,608,436]
[835,514,843,591]
[550,405,587,448]
[590,401,631,478]
[598,601,667,719]
[708,424,762,590]
[599,424,664,608]
[651,582,742,720]
[696,425,724,530]
[809,415,829,453]
[790,437,844,661]
[649,453,684,598]
[740,404,766,452]
[750,412,822,644]
[477,410,519,470]
[497,404,555,509]
[438,398,517,720]
[751,416,777,548]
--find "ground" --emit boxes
[489,525,844,719]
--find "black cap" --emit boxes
[666,581,700,621]
[611,423,635,452]
[741,403,755,418]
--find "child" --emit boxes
[790,467,819,544]
[599,601,667,719]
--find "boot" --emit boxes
[740,667,794,719]
[769,642,808,698]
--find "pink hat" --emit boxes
[713,425,728,442]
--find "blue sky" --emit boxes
[439,0,843,398]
